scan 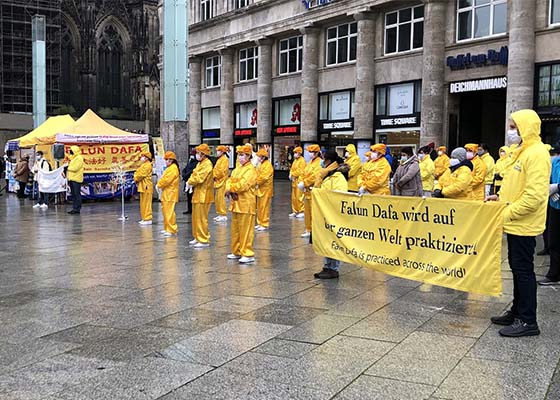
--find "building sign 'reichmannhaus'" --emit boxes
[301,0,336,9]
[446,46,508,71]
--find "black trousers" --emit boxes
[16,181,26,198]
[507,234,537,325]
[546,207,560,281]
[543,205,551,251]
[69,180,82,211]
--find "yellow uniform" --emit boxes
[213,154,229,217]
[289,156,306,214]
[434,165,473,200]
[494,146,509,191]
[345,144,362,191]
[188,157,215,244]
[481,152,495,185]
[67,145,84,183]
[256,159,274,228]
[301,157,322,232]
[134,159,153,221]
[419,156,435,192]
[469,156,487,201]
[434,154,450,180]
[357,157,391,195]
[157,162,179,234]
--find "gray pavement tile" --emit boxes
[191,319,292,345]
[240,303,326,325]
[278,314,360,344]
[239,280,317,299]
[442,299,509,319]
[0,287,76,308]
[197,295,275,313]
[342,309,429,342]
[40,324,127,344]
[326,298,388,318]
[333,375,436,400]
[388,331,476,361]
[279,286,362,309]
[314,335,395,360]
[252,338,318,359]
[546,383,560,400]
[149,307,242,333]
[418,312,491,338]
[221,351,295,377]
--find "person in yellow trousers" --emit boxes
[478,143,495,196]
[134,151,154,225]
[157,151,180,237]
[289,146,306,218]
[433,147,473,200]
[225,144,257,264]
[187,144,215,248]
[434,146,450,181]
[418,147,435,197]
[357,143,391,195]
[464,143,487,200]
[297,144,322,238]
[255,148,273,232]
[493,146,510,194]
[213,145,230,222]
[344,143,362,192]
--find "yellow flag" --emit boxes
[312,189,505,296]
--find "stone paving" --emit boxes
[0,181,559,400]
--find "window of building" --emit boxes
[551,0,560,25]
[457,0,507,41]
[537,64,560,107]
[376,81,422,116]
[274,97,301,126]
[385,5,424,54]
[279,36,303,75]
[234,0,249,8]
[239,47,258,82]
[326,22,357,66]
[205,56,221,88]
[319,90,355,120]
[201,0,215,21]
[202,107,220,129]
[235,102,258,128]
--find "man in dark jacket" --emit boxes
[182,149,198,214]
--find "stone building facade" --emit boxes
[177,0,560,174]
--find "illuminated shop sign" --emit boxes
[446,46,508,71]
[274,126,300,135]
[322,120,353,130]
[376,114,419,129]
[234,129,255,137]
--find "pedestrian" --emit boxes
[213,145,230,222]
[32,151,52,209]
[187,144,215,248]
[181,149,198,215]
[433,147,473,200]
[313,150,349,279]
[488,109,551,337]
[225,144,257,264]
[357,144,391,196]
[434,146,450,181]
[14,155,30,198]
[344,143,362,192]
[493,145,509,195]
[288,146,305,218]
[255,148,273,232]
[157,151,180,237]
[134,151,154,225]
[392,146,422,197]
[418,146,435,197]
[297,144,322,238]
[479,143,496,196]
[65,146,83,214]
[464,143,487,201]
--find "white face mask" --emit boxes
[217,151,223,157]
[195,153,202,161]
[500,151,506,158]
[400,155,408,163]
[344,152,349,158]
[418,154,425,161]
[370,152,378,160]
[507,129,521,145]
[238,154,248,164]
[140,156,146,162]
[438,151,443,156]
[466,151,474,160]
[294,153,300,159]
[449,158,460,167]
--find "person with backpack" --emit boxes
[32,151,52,209]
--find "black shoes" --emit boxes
[499,319,540,337]
[68,210,80,214]
[537,249,550,256]
[313,268,339,279]
[538,277,560,286]
[490,310,515,326]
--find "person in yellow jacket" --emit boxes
[156,151,180,236]
[187,144,215,248]
[357,143,391,195]
[478,143,495,196]
[213,145,230,222]
[487,109,551,337]
[433,147,473,200]
[225,144,257,264]
[464,143,487,200]
[255,148,274,232]
[418,147,435,197]
[493,146,509,194]
[344,143,362,192]
[134,151,154,225]
[434,146,450,180]
[65,145,84,214]
[289,146,306,218]
[297,144,322,238]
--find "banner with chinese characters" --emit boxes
[65,144,149,173]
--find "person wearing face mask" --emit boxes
[493,146,509,194]
[478,143,495,196]
[464,143,487,201]
[181,149,198,215]
[255,149,274,232]
[225,144,257,264]
[344,144,362,192]
[418,147,435,197]
[297,144,322,238]
[213,145,230,222]
[487,110,551,337]
[433,147,473,200]
[187,144,215,248]
[32,151,52,209]
[357,144,391,196]
[434,146,450,181]
[134,151,154,225]
[65,146,83,214]
[157,151,180,236]
[288,146,306,218]
[392,147,422,197]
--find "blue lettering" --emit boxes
[447,46,508,70]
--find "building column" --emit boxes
[506,0,537,116]
[300,26,320,143]
[220,49,234,144]
[189,56,202,145]
[257,38,273,144]
[354,12,376,142]
[420,0,447,147]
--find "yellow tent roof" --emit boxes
[14,115,75,148]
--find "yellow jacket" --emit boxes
[470,156,487,200]
[256,159,274,198]
[226,161,257,214]
[213,155,229,189]
[290,156,306,186]
[133,161,153,193]
[188,158,214,204]
[301,157,322,199]
[435,164,473,200]
[357,157,391,195]
[317,163,348,192]
[419,156,435,191]
[345,144,362,191]
[434,154,450,179]
[480,153,495,185]
[500,109,551,236]
[494,146,509,187]
[157,163,179,202]
[67,145,84,183]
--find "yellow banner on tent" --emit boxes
[64,143,149,173]
[312,189,506,296]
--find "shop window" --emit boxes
[235,103,258,128]
[202,107,220,129]
[552,0,560,25]
[319,91,354,120]
[274,98,301,125]
[384,5,424,55]
[239,47,258,82]
[538,64,560,107]
[326,22,357,66]
[279,36,303,75]
[376,81,422,116]
[457,0,507,41]
[200,0,215,21]
[205,56,221,88]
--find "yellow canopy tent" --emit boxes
[13,115,74,148]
